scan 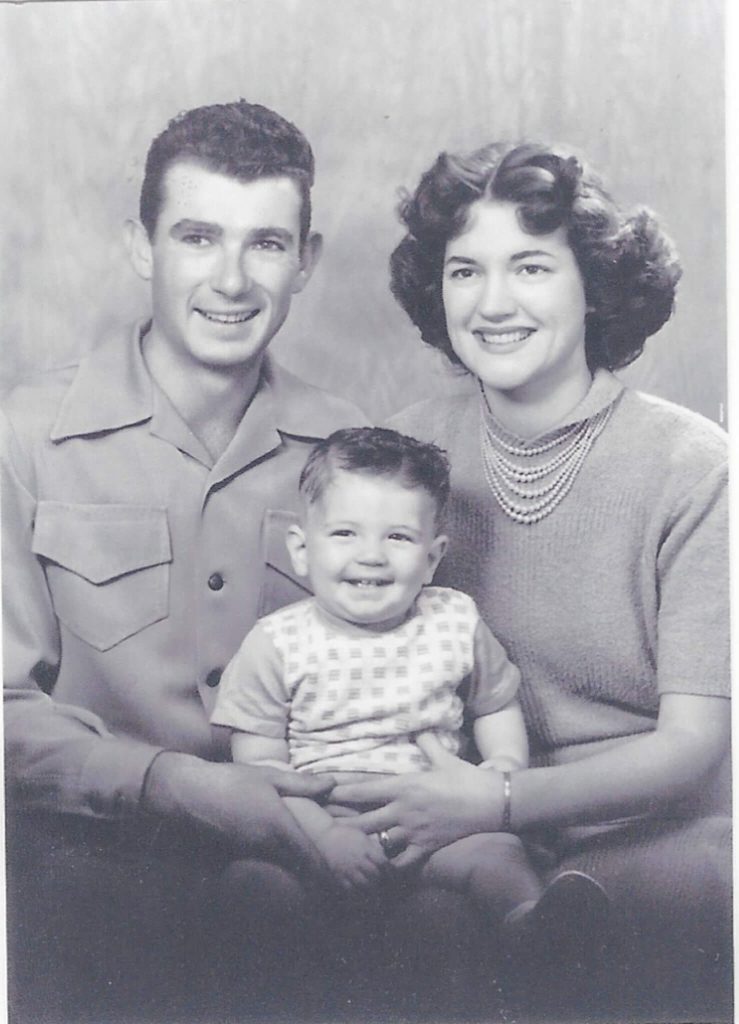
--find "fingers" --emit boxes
[414,730,459,765]
[323,803,360,819]
[386,844,428,871]
[270,770,336,801]
[331,776,403,808]
[342,807,398,835]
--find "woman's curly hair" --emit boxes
[389,142,682,372]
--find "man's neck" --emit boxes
[142,331,264,461]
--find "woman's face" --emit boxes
[442,200,590,407]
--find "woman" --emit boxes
[333,142,730,1018]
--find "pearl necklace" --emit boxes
[478,389,614,525]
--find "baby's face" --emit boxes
[288,470,447,629]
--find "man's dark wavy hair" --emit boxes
[140,100,314,244]
[390,142,682,372]
[300,427,450,526]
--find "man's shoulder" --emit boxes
[2,360,82,442]
[266,360,368,437]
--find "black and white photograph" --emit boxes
[0,2,730,1022]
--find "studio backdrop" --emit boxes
[0,0,725,425]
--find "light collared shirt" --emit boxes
[2,321,365,820]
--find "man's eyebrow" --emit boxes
[170,219,222,237]
[251,226,296,244]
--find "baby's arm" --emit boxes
[474,699,529,772]
[232,731,387,891]
[469,616,528,772]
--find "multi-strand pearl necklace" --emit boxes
[478,388,614,525]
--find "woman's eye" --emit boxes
[517,263,550,277]
[449,266,476,280]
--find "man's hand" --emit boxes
[142,752,331,879]
[316,824,388,893]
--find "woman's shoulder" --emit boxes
[386,389,477,443]
[618,386,727,473]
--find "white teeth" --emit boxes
[477,329,533,345]
[348,579,389,587]
[199,309,257,324]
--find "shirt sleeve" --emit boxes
[465,617,521,718]
[656,460,729,698]
[2,409,162,821]
[210,621,290,738]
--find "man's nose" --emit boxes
[478,272,517,320]
[211,249,251,297]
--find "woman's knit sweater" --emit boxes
[389,371,729,778]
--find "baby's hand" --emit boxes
[318,824,388,892]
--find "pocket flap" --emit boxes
[32,501,172,584]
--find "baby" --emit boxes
[211,427,606,933]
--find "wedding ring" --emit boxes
[378,829,392,856]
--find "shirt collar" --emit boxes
[478,368,625,445]
[50,319,356,455]
[50,320,154,441]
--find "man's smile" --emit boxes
[196,308,260,325]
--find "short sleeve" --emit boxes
[465,618,521,717]
[210,621,290,737]
[657,462,729,698]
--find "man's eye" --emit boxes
[182,234,211,248]
[254,238,285,251]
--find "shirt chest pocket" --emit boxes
[32,501,172,652]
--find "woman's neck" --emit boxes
[482,369,593,438]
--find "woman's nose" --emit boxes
[478,272,517,320]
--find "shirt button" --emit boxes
[205,668,222,688]
[208,573,224,591]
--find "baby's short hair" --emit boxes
[299,427,450,525]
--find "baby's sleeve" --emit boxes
[210,621,290,738]
[465,618,521,719]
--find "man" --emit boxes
[3,99,366,1021]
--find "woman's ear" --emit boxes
[124,219,154,281]
[424,534,449,584]
[285,524,310,578]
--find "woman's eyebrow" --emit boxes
[511,248,556,260]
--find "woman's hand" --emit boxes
[330,733,504,869]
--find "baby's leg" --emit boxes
[421,833,542,923]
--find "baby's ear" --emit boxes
[424,534,448,583]
[285,524,309,577]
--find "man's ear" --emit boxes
[124,219,154,282]
[424,534,448,584]
[292,232,322,295]
[285,523,310,578]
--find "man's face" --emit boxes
[131,161,318,374]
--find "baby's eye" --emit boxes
[388,532,414,543]
[329,529,354,538]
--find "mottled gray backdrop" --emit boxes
[0,0,725,425]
